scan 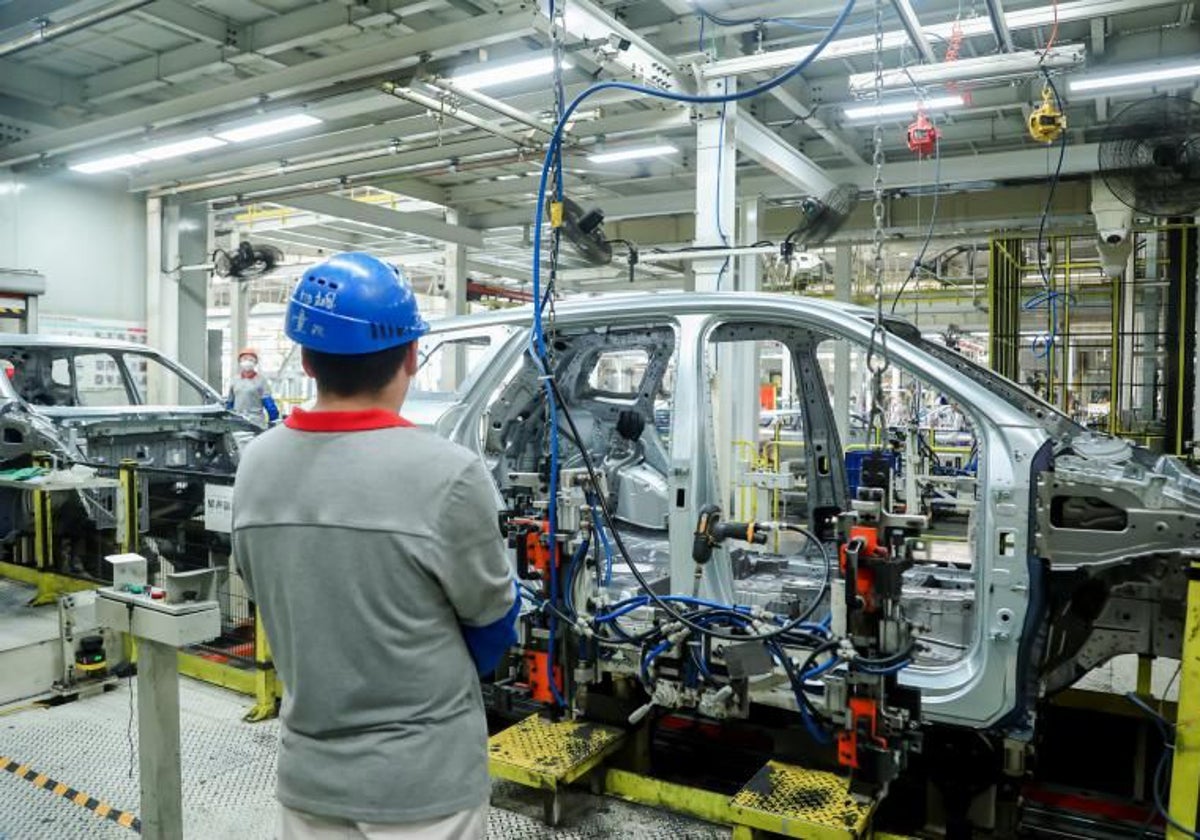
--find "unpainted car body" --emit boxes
[407,293,1198,733]
[0,336,255,573]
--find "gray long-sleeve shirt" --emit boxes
[232,408,515,824]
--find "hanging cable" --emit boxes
[1025,67,1068,359]
[525,0,858,651]
[890,126,942,314]
[1126,692,1200,839]
[715,100,731,290]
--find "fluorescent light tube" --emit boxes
[217,114,323,142]
[70,154,145,174]
[844,95,964,120]
[1069,63,1200,93]
[849,45,1085,94]
[588,144,679,164]
[138,136,226,160]
[451,56,571,90]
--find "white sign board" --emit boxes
[204,483,234,533]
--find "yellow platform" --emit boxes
[728,760,875,840]
[488,713,625,791]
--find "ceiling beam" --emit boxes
[700,0,1179,78]
[85,2,363,102]
[0,11,533,167]
[134,1,233,45]
[0,0,77,34]
[146,103,691,203]
[466,143,1104,229]
[0,58,83,108]
[126,78,652,190]
[466,258,533,284]
[736,113,837,197]
[983,0,1016,52]
[768,84,864,166]
[366,179,448,207]
[128,108,428,190]
[0,94,82,129]
[86,41,234,102]
[166,135,519,203]
[535,0,690,92]
[891,0,937,63]
[281,193,485,248]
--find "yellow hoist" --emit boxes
[1028,84,1066,143]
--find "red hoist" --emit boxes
[906,109,939,158]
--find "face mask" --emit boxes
[239,359,256,372]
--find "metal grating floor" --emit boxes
[0,679,726,839]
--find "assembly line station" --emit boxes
[1,0,1200,838]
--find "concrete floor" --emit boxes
[0,678,726,840]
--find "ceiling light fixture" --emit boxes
[216,113,323,142]
[69,153,148,174]
[1068,62,1200,93]
[450,56,572,90]
[587,144,679,164]
[843,95,965,120]
[137,136,226,161]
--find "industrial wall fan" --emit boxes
[1098,96,1200,217]
[789,183,858,248]
[558,197,613,266]
[211,241,284,280]
[771,183,857,289]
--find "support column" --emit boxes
[229,280,249,390]
[147,200,209,405]
[137,639,183,840]
[732,199,761,450]
[726,200,760,521]
[692,79,737,603]
[176,202,209,401]
[145,198,168,403]
[442,208,469,391]
[693,77,736,292]
[834,244,853,444]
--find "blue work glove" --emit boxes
[460,581,521,675]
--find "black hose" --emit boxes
[548,375,830,644]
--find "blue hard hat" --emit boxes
[285,252,429,355]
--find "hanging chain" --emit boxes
[866,0,890,447]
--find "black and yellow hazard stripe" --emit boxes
[0,755,141,832]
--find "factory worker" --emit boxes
[232,252,516,840]
[225,348,280,427]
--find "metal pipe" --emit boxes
[638,245,777,264]
[423,76,556,136]
[0,0,155,58]
[379,82,532,147]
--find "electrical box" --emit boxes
[95,554,220,647]
[95,591,220,647]
[107,553,147,589]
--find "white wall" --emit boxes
[0,169,146,325]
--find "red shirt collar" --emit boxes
[284,407,414,432]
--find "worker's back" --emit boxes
[232,413,512,824]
